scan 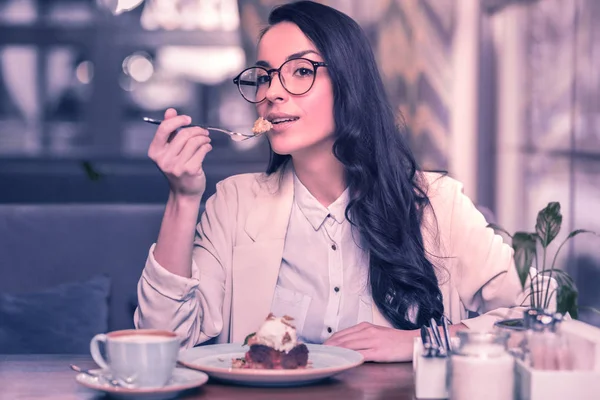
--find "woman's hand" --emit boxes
[324,322,468,362]
[324,322,416,362]
[147,108,212,200]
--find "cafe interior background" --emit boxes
[0,0,599,351]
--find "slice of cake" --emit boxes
[252,117,273,135]
[234,314,309,369]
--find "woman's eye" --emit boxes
[295,68,314,77]
[257,75,270,85]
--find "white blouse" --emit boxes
[272,173,372,343]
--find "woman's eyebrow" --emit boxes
[255,50,321,68]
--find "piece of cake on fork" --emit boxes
[252,117,273,135]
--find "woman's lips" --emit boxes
[269,117,299,132]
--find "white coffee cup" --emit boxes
[90,329,181,388]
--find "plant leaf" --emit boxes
[81,161,103,181]
[518,289,547,306]
[579,306,600,316]
[243,332,256,346]
[565,229,597,240]
[536,202,562,247]
[512,232,538,289]
[540,228,597,312]
[487,223,513,239]
[557,284,578,319]
[536,269,576,286]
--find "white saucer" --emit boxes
[75,367,208,400]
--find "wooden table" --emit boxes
[0,354,416,399]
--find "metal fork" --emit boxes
[143,117,256,142]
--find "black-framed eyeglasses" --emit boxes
[232,57,328,103]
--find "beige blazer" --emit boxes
[135,166,529,347]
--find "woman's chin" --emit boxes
[268,133,334,158]
[270,146,294,156]
[268,138,300,156]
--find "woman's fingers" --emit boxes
[325,322,372,345]
[331,337,373,351]
[327,330,371,348]
[147,108,178,160]
[164,108,177,119]
[149,114,192,152]
[176,134,211,165]
[163,127,209,159]
[163,138,212,183]
[152,126,211,178]
[145,109,210,197]
[185,142,213,174]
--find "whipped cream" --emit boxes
[254,315,298,353]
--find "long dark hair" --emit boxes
[263,1,443,329]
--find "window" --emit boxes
[493,0,600,324]
[0,0,268,202]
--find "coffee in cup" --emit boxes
[90,329,180,388]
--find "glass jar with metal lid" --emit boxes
[523,308,571,370]
[449,330,515,400]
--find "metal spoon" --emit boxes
[429,318,446,357]
[143,117,256,142]
[70,364,132,388]
[442,315,453,353]
[420,325,435,358]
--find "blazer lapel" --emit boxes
[230,166,295,342]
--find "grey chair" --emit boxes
[0,204,166,333]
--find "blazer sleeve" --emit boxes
[134,180,235,347]
[440,178,554,330]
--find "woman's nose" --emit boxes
[264,72,288,103]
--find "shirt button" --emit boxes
[327,327,332,333]
[334,287,340,293]
[331,244,337,250]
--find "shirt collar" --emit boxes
[293,171,349,231]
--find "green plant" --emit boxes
[81,161,103,181]
[488,202,597,319]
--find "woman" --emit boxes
[135,1,524,362]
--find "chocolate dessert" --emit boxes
[233,314,309,370]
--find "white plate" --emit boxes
[75,367,208,400]
[178,343,364,387]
